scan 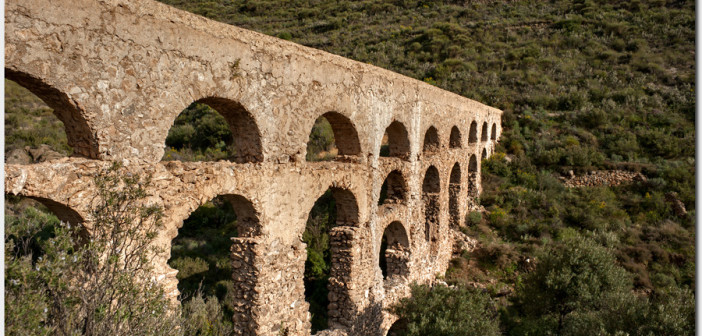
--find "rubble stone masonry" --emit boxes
[4,0,502,334]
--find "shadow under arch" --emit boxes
[380,120,410,159]
[28,196,85,225]
[491,123,497,140]
[378,170,408,206]
[386,317,409,336]
[199,97,263,163]
[379,221,411,288]
[164,97,263,163]
[422,166,440,255]
[422,126,440,153]
[469,121,478,143]
[6,68,99,159]
[303,185,361,332]
[306,111,362,161]
[449,163,461,228]
[481,122,489,142]
[449,126,462,148]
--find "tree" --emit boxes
[508,235,631,335]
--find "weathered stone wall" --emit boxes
[4,0,502,335]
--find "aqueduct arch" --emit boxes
[381,121,411,160]
[422,126,440,153]
[165,97,264,163]
[4,0,502,334]
[5,69,99,159]
[449,126,462,148]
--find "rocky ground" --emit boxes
[561,170,646,188]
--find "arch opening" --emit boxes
[449,163,462,228]
[303,187,359,333]
[469,121,478,143]
[5,76,81,163]
[163,98,262,163]
[482,148,488,159]
[5,194,98,334]
[491,123,497,140]
[380,121,410,159]
[387,318,409,336]
[168,194,260,326]
[481,122,489,142]
[422,166,440,254]
[449,126,462,148]
[379,221,410,287]
[422,126,440,153]
[5,195,85,250]
[378,170,408,206]
[306,112,361,162]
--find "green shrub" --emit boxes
[168,195,239,323]
[181,291,233,336]
[389,284,500,336]
[513,236,631,320]
[505,234,693,335]
[466,211,482,226]
[306,117,336,161]
[302,190,337,333]
[163,103,234,161]
[5,164,180,335]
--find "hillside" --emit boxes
[5,0,694,334]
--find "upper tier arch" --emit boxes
[5,69,99,159]
[5,0,501,163]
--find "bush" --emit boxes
[163,103,235,161]
[5,164,179,335]
[507,234,694,335]
[389,284,500,336]
[306,117,336,161]
[181,291,233,336]
[512,236,631,325]
[466,211,482,226]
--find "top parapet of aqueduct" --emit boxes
[5,0,502,163]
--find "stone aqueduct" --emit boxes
[5,0,502,335]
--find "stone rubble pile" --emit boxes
[452,230,478,256]
[562,170,646,188]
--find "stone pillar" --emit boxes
[468,172,479,198]
[230,237,262,335]
[251,239,309,336]
[328,226,360,329]
[384,248,410,287]
[448,184,461,228]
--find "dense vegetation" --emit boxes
[163,103,236,161]
[303,191,337,332]
[5,167,236,335]
[167,196,239,328]
[5,0,694,334]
